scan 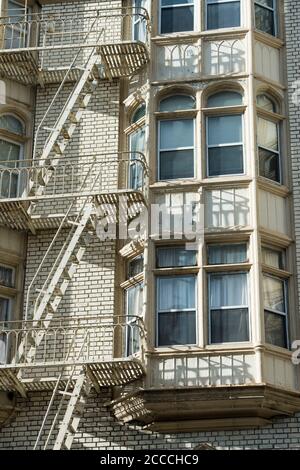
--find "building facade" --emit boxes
[0,0,300,450]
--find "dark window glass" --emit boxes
[207,0,240,30]
[255,1,276,36]
[211,308,249,343]
[161,0,194,34]
[157,246,197,268]
[265,310,287,348]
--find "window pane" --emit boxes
[210,273,248,308]
[127,321,141,356]
[158,311,196,346]
[207,1,240,30]
[207,91,242,108]
[131,105,146,123]
[255,4,275,36]
[160,119,194,150]
[211,308,249,343]
[265,310,287,348]
[128,256,144,278]
[0,266,14,287]
[0,139,21,165]
[208,244,247,265]
[208,145,244,176]
[256,0,274,7]
[256,94,276,112]
[160,149,194,180]
[157,246,197,268]
[0,297,10,322]
[257,117,278,151]
[127,283,143,317]
[259,147,280,182]
[158,275,196,311]
[162,0,193,5]
[262,247,285,270]
[0,115,24,135]
[161,5,194,34]
[263,276,285,313]
[208,115,242,146]
[159,95,195,112]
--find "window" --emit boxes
[208,243,248,265]
[206,92,244,177]
[158,95,196,181]
[128,255,144,278]
[126,283,143,356]
[209,272,249,343]
[0,114,25,198]
[206,0,241,30]
[262,246,285,270]
[129,105,146,190]
[255,0,276,36]
[263,275,287,348]
[257,94,281,183]
[160,0,195,34]
[0,296,11,364]
[156,246,197,346]
[5,0,31,49]
[0,265,15,288]
[133,0,148,42]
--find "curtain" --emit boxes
[160,119,194,150]
[257,117,278,151]
[208,115,242,146]
[263,276,285,313]
[158,275,196,311]
[262,247,283,269]
[208,244,247,265]
[157,247,197,268]
[127,283,143,318]
[210,273,248,308]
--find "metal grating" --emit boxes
[0,51,39,85]
[100,42,149,79]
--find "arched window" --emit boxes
[0,114,25,198]
[206,0,241,30]
[206,91,244,177]
[129,105,146,190]
[254,0,277,37]
[256,94,281,183]
[158,94,196,181]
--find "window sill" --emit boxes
[147,344,255,356]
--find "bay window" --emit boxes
[160,0,195,34]
[206,91,244,177]
[156,246,197,347]
[158,95,196,181]
[263,275,288,348]
[206,0,241,30]
[255,0,277,36]
[257,94,281,183]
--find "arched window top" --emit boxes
[207,91,243,108]
[256,94,276,113]
[0,114,25,135]
[159,94,196,112]
[131,104,146,124]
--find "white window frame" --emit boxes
[158,117,196,181]
[208,271,250,345]
[159,0,198,35]
[128,124,146,190]
[206,113,245,178]
[263,273,289,348]
[254,0,277,36]
[257,115,281,184]
[205,0,241,31]
[156,273,198,348]
[125,282,144,357]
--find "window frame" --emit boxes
[125,281,144,357]
[0,117,25,198]
[4,0,32,49]
[205,0,241,31]
[208,270,250,345]
[207,242,249,265]
[159,0,197,35]
[206,112,245,178]
[132,0,148,42]
[0,263,15,288]
[263,273,289,349]
[254,0,277,37]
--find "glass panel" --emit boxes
[257,117,278,151]
[0,139,21,164]
[127,283,143,318]
[262,247,285,270]
[0,115,24,135]
[161,5,194,34]
[263,276,285,313]
[158,311,196,346]
[5,1,29,49]
[207,91,242,108]
[259,147,280,182]
[208,115,242,146]
[210,273,248,308]
[127,321,141,356]
[256,0,274,7]
[0,297,9,364]
[159,95,195,112]
[265,310,287,348]
[160,119,194,150]
[160,149,194,180]
[256,94,276,112]
[255,4,275,36]
[129,126,145,189]
[211,308,249,343]
[207,1,240,30]
[208,244,247,265]
[208,145,244,176]
[0,266,14,288]
[128,256,144,278]
[157,246,197,268]
[157,275,196,311]
[162,0,193,5]
[131,105,146,123]
[133,0,148,42]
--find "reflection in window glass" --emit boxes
[160,0,194,34]
[206,0,241,30]
[208,244,248,265]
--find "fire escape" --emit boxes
[0,6,149,449]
